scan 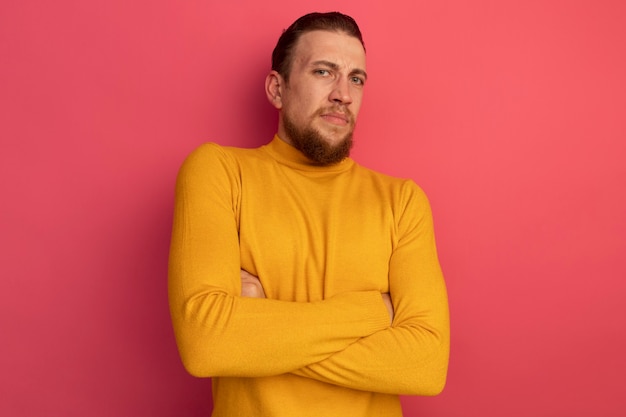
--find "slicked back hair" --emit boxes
[271,12,365,83]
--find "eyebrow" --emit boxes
[311,60,368,81]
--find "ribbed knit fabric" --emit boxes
[168,136,449,417]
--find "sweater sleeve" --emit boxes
[168,144,391,378]
[291,182,450,396]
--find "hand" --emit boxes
[381,293,394,325]
[240,269,266,298]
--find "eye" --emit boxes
[351,76,365,86]
[314,69,331,76]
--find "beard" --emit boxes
[283,108,354,166]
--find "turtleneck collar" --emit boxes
[261,135,355,173]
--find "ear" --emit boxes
[265,70,284,109]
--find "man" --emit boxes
[169,12,449,417]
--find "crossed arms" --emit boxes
[241,269,395,324]
[168,145,450,395]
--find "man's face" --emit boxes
[276,30,367,165]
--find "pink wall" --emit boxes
[1,1,625,416]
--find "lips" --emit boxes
[320,111,351,125]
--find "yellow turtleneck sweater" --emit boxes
[168,136,449,417]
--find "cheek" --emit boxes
[351,96,363,118]
[283,87,325,119]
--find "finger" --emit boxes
[240,269,257,279]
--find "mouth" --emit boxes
[320,112,351,126]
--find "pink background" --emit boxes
[1,1,625,416]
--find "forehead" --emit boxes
[292,30,366,70]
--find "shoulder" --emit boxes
[183,142,239,164]
[178,142,265,174]
[353,162,428,198]
[352,163,433,221]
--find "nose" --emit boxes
[329,78,353,105]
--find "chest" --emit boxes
[236,169,396,300]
